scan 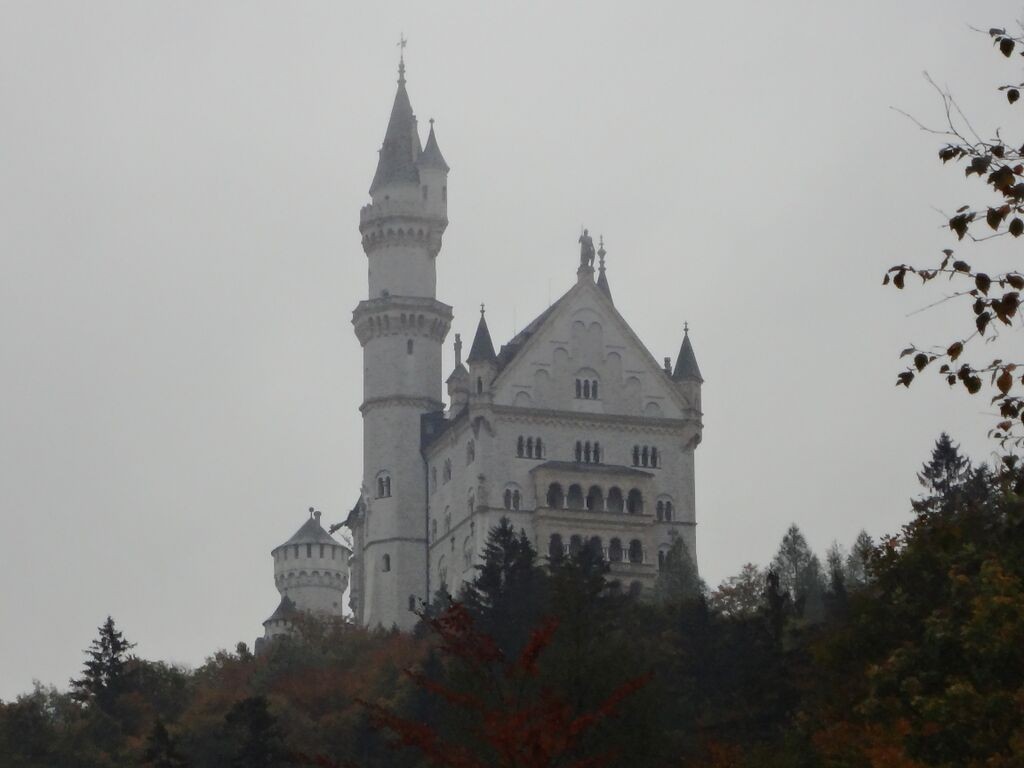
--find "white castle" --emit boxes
[260,51,703,639]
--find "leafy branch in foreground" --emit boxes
[888,26,1024,448]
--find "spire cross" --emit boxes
[397,34,407,82]
[480,303,486,317]
[684,322,689,334]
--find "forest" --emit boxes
[5,16,1024,768]
[2,433,1024,767]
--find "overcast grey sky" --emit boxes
[1,1,1020,700]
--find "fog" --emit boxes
[1,0,1018,699]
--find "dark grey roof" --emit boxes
[596,267,612,302]
[466,312,497,363]
[672,331,703,382]
[264,595,297,625]
[494,293,568,372]
[418,122,449,171]
[278,515,341,550]
[445,361,469,384]
[531,460,655,479]
[369,71,422,195]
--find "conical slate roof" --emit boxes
[264,595,298,625]
[672,330,703,382]
[369,65,422,195]
[466,311,497,363]
[278,513,340,550]
[596,267,612,301]
[418,121,448,171]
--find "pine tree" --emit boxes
[70,616,136,714]
[142,718,189,767]
[917,432,969,497]
[654,532,703,604]
[710,563,764,617]
[224,696,288,768]
[845,530,874,589]
[770,525,825,619]
[461,517,546,657]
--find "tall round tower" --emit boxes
[350,54,452,630]
[257,508,350,652]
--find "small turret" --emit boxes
[671,324,703,411]
[446,332,470,412]
[596,236,612,302]
[417,118,449,221]
[467,304,497,396]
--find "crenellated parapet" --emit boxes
[359,199,447,257]
[352,296,453,346]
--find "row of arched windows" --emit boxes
[632,445,660,468]
[575,378,599,399]
[574,440,601,464]
[545,483,644,514]
[274,544,343,561]
[548,534,645,564]
[516,436,543,459]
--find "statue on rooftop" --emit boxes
[579,228,595,268]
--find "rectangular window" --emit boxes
[306,544,312,558]
[294,545,299,558]
[320,544,325,558]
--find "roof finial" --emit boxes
[397,33,407,84]
[480,302,486,317]
[684,321,689,335]
[454,333,463,366]
[598,235,606,268]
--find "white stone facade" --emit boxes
[346,61,702,630]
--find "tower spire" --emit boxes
[596,235,613,302]
[397,33,407,84]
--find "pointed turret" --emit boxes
[672,324,703,382]
[596,235,612,302]
[467,305,497,363]
[446,332,470,412]
[418,119,449,171]
[369,55,422,196]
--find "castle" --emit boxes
[261,51,703,639]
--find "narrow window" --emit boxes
[575,379,582,398]
[512,490,521,510]
[332,546,336,560]
[385,477,391,497]
[651,447,658,467]
[319,544,325,558]
[407,339,414,354]
[477,377,483,393]
[656,501,664,521]
[575,441,583,462]
[593,442,601,463]
[504,489,512,510]
[535,437,542,457]
[592,380,599,399]
[526,437,534,458]
[306,544,312,558]
[378,477,385,497]
[294,545,299,558]
[633,446,640,466]
[382,554,391,572]
[517,436,524,457]
[584,441,592,463]
[642,446,649,467]
[665,502,673,521]
[583,380,591,399]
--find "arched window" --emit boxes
[583,380,591,399]
[382,554,391,572]
[588,536,603,558]
[658,551,666,570]
[377,477,385,497]
[477,377,483,394]
[586,485,604,511]
[549,533,564,562]
[526,437,534,458]
[584,441,592,463]
[504,489,512,510]
[466,440,475,464]
[656,501,664,522]
[592,380,599,399]
[665,501,673,521]
[608,538,623,562]
[547,483,564,508]
[575,441,583,462]
[517,436,525,457]
[512,490,521,509]
[607,487,624,513]
[641,446,649,467]
[593,442,601,463]
[567,484,585,510]
[443,459,452,483]
[534,437,542,457]
[628,539,643,564]
[627,489,644,515]
[650,447,658,467]
[407,339,414,354]
[385,477,391,497]
[632,446,640,466]
[569,534,583,556]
